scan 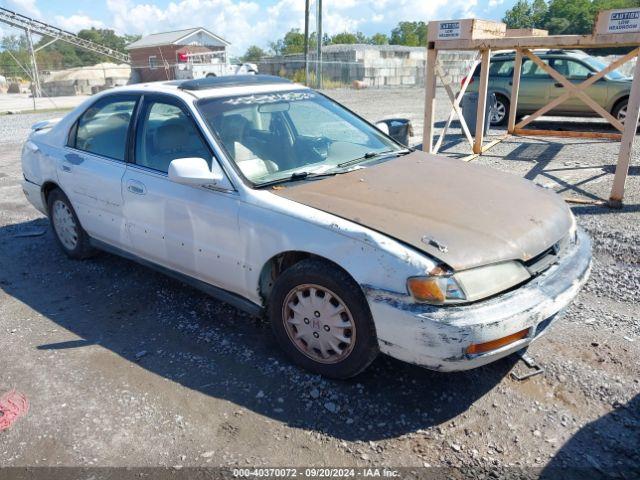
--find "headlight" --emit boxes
[407,261,530,305]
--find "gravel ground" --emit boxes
[0,89,639,476]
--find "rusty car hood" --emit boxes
[271,151,573,270]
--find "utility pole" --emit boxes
[304,0,310,86]
[26,28,40,107]
[316,0,323,89]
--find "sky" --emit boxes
[1,0,513,55]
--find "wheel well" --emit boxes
[611,95,628,114]
[494,92,509,104]
[258,251,359,304]
[41,181,61,209]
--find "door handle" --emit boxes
[127,180,146,195]
[554,82,564,88]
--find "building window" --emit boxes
[149,56,158,69]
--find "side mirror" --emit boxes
[375,121,390,135]
[375,118,413,146]
[168,157,226,187]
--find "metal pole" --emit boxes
[26,28,40,107]
[316,0,322,89]
[304,0,310,86]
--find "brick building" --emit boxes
[126,27,230,82]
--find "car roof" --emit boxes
[492,49,589,60]
[109,75,307,100]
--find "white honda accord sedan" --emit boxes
[21,75,591,378]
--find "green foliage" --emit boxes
[503,0,640,34]
[270,28,308,55]
[242,45,267,62]
[390,21,428,46]
[369,33,389,45]
[329,31,368,44]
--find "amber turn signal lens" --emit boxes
[465,328,530,355]
[407,277,445,303]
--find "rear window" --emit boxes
[473,59,514,78]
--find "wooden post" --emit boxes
[609,53,640,208]
[507,48,522,134]
[473,48,491,154]
[303,0,310,85]
[422,46,438,153]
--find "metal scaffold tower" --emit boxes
[0,6,131,97]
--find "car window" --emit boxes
[134,100,211,173]
[198,91,401,185]
[489,60,514,77]
[552,59,592,80]
[73,96,137,161]
[521,59,551,78]
[287,101,369,144]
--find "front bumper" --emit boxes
[22,178,47,215]
[367,227,592,372]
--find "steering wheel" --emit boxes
[310,137,330,160]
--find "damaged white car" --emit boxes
[22,75,592,379]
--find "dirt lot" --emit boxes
[0,88,639,476]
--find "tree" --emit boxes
[531,0,549,27]
[503,0,534,28]
[330,32,359,44]
[545,0,595,34]
[269,28,307,55]
[242,45,266,62]
[369,33,389,45]
[389,21,427,46]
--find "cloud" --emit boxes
[4,0,41,17]
[103,0,478,54]
[7,0,479,54]
[54,14,105,31]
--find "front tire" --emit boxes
[47,189,96,259]
[490,94,509,126]
[268,259,379,379]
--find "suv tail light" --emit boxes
[461,76,475,88]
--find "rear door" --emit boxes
[517,58,552,113]
[121,94,244,292]
[60,93,139,249]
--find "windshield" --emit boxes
[582,56,628,80]
[196,90,403,185]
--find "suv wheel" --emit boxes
[490,95,509,126]
[268,259,379,379]
[613,98,629,123]
[47,189,96,259]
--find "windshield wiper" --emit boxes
[255,170,338,188]
[336,148,412,169]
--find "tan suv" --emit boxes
[467,49,633,126]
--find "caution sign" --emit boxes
[607,9,640,33]
[438,22,461,39]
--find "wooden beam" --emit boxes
[474,48,491,154]
[481,134,508,152]
[422,47,438,153]
[513,128,623,140]
[521,49,625,132]
[507,49,523,134]
[433,32,640,50]
[609,55,640,207]
[433,61,476,152]
[515,48,639,130]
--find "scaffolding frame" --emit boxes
[422,14,640,208]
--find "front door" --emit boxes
[547,58,609,115]
[59,94,139,249]
[122,94,244,293]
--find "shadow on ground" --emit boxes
[0,218,516,442]
[540,394,640,479]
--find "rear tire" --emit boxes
[47,189,96,260]
[268,259,379,379]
